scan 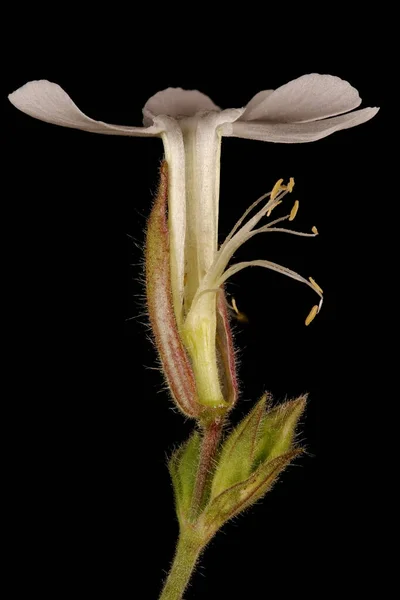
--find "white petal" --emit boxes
[143,88,220,126]
[227,107,379,143]
[242,74,361,122]
[241,89,274,120]
[9,80,163,136]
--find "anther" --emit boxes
[230,297,248,323]
[286,177,295,193]
[312,226,319,235]
[305,305,319,326]
[289,200,299,221]
[270,179,284,201]
[309,277,323,294]
[231,298,239,314]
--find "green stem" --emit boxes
[159,531,203,600]
[160,420,223,599]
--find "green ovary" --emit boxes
[182,294,226,408]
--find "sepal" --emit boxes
[253,395,306,466]
[200,395,306,534]
[201,449,301,534]
[168,432,201,526]
[211,395,267,497]
[145,162,201,418]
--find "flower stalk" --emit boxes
[189,419,224,520]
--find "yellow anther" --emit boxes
[309,277,323,295]
[286,177,295,193]
[305,305,319,326]
[312,226,319,235]
[230,298,248,323]
[270,177,294,202]
[289,200,299,221]
[231,297,239,314]
[270,179,284,201]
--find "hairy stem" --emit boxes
[190,419,223,520]
[159,530,203,600]
[160,420,223,599]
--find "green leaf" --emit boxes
[254,395,306,467]
[210,396,267,498]
[201,449,302,535]
[168,431,201,525]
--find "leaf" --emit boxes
[210,396,267,498]
[202,449,302,534]
[168,431,201,525]
[253,395,306,467]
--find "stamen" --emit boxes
[312,226,319,235]
[309,277,323,294]
[305,305,319,326]
[270,179,284,201]
[255,226,317,238]
[231,298,239,314]
[286,177,295,193]
[230,297,248,323]
[216,260,323,304]
[263,214,290,228]
[224,192,270,245]
[197,178,308,314]
[270,177,295,202]
[289,200,299,221]
[215,188,294,279]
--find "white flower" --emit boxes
[9,74,379,408]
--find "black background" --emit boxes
[4,22,386,600]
